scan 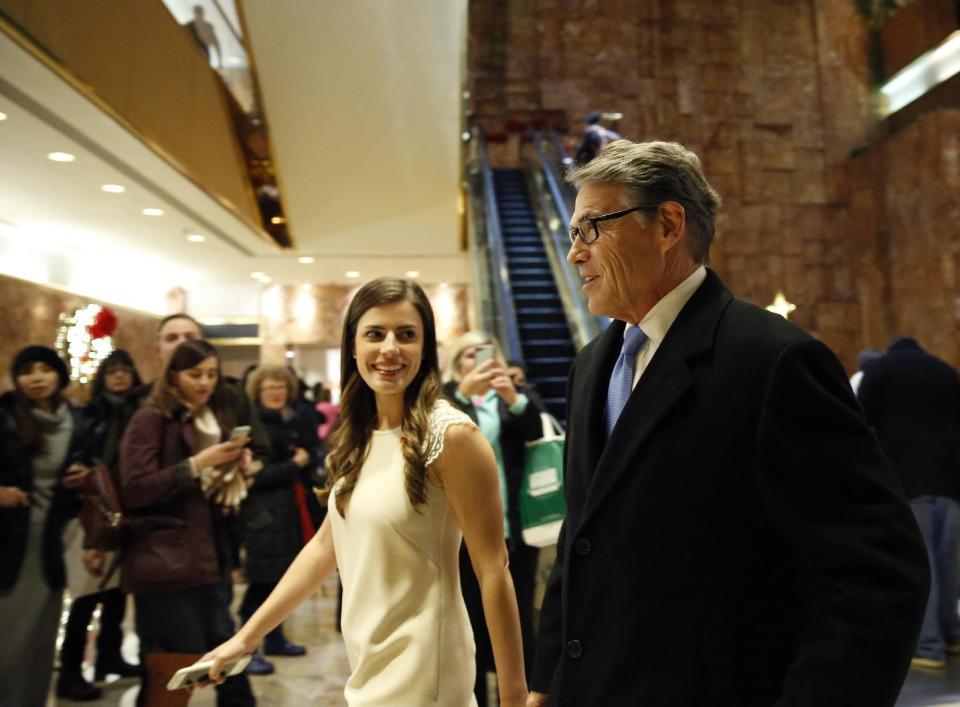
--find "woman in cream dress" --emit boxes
[200,277,528,707]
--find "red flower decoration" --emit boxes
[87,307,118,340]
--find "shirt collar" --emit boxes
[629,265,707,344]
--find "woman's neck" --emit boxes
[32,396,56,413]
[374,394,404,430]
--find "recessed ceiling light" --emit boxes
[47,151,75,162]
[259,276,272,283]
[270,216,287,225]
[251,271,266,279]
[142,208,164,216]
[406,270,420,278]
[0,112,8,121]
[101,184,125,193]
[345,270,360,279]
[297,256,315,264]
[186,234,206,243]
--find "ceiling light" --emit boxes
[0,112,7,121]
[101,184,125,193]
[186,234,206,243]
[297,256,315,264]
[270,216,287,225]
[142,208,164,216]
[345,270,360,279]
[406,270,420,278]
[47,152,75,162]
[259,276,272,283]
[250,271,266,279]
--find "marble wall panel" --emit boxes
[0,274,161,397]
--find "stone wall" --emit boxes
[468,0,890,369]
[848,110,960,366]
[0,274,161,396]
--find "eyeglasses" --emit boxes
[568,204,660,244]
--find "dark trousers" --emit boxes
[461,540,540,705]
[60,588,126,676]
[134,579,255,707]
[238,581,287,647]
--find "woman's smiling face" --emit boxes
[353,300,424,401]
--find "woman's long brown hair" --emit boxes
[319,277,442,517]
[149,339,235,430]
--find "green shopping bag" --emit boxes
[519,413,566,547]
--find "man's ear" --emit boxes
[657,201,686,254]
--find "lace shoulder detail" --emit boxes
[423,399,477,468]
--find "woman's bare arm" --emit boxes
[435,424,528,707]
[198,513,337,681]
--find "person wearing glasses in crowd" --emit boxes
[239,364,322,675]
[195,277,528,706]
[0,346,89,706]
[527,140,929,706]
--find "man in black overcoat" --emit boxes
[527,140,929,706]
[858,336,960,669]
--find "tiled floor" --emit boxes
[48,570,960,706]
[50,575,351,706]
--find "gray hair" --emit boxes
[567,140,721,263]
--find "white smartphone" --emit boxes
[474,344,494,366]
[229,425,251,441]
[166,655,252,691]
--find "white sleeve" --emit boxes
[423,400,477,467]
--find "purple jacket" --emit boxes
[118,405,227,594]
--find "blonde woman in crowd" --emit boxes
[198,277,528,706]
[444,331,546,705]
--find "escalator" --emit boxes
[492,169,576,423]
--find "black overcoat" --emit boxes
[241,404,321,584]
[857,338,960,501]
[532,270,929,706]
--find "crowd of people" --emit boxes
[2,137,959,707]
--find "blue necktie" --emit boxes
[605,326,648,439]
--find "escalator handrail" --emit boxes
[532,132,605,347]
[477,136,524,364]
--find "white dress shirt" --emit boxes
[627,266,707,389]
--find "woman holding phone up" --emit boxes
[119,339,256,706]
[198,277,528,706]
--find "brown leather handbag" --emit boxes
[79,462,128,551]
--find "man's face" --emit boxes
[157,317,201,364]
[566,182,665,323]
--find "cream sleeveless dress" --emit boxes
[329,400,480,707]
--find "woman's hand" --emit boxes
[0,485,29,508]
[197,634,256,686]
[526,691,549,706]
[489,370,519,406]
[193,440,246,470]
[62,463,90,489]
[291,447,310,468]
[457,359,497,398]
[83,548,106,577]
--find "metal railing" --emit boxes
[465,130,523,363]
[529,132,606,349]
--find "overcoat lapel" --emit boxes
[575,320,625,488]
[579,270,733,528]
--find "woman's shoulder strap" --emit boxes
[424,399,477,467]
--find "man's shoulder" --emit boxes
[721,296,813,352]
